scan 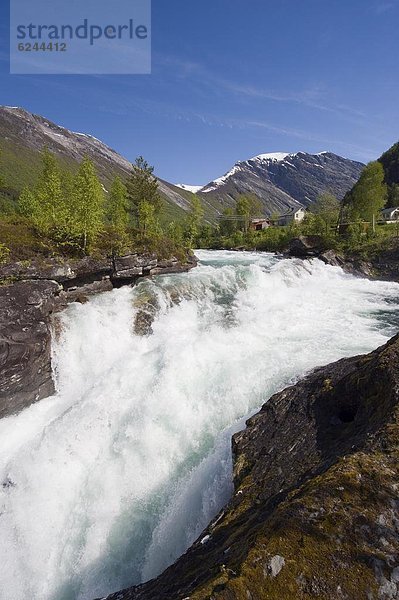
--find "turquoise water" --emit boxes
[0,251,399,600]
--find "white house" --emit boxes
[381,207,399,223]
[277,207,306,226]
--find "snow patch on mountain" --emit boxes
[176,184,204,194]
[74,131,104,144]
[202,153,296,193]
[201,164,243,193]
[251,152,291,163]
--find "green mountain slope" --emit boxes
[0,106,214,224]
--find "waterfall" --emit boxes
[1,250,398,600]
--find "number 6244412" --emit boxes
[17,42,67,52]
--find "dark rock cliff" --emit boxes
[0,253,197,418]
[0,279,60,418]
[103,334,399,600]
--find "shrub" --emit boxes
[0,242,10,264]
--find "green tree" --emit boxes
[387,183,399,208]
[71,157,105,252]
[18,149,66,234]
[235,194,263,232]
[105,176,129,255]
[18,186,38,219]
[137,200,159,237]
[107,176,128,228]
[219,207,237,235]
[183,195,204,247]
[126,157,162,224]
[235,195,251,232]
[167,221,184,246]
[61,169,75,204]
[310,192,340,234]
[197,223,214,248]
[35,149,66,234]
[348,161,387,222]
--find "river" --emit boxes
[1,250,399,600]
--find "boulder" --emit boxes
[318,249,345,267]
[287,235,326,257]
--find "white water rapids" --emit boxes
[1,250,399,600]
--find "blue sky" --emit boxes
[1,0,399,185]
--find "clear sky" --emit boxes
[1,0,398,185]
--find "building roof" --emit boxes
[382,206,399,215]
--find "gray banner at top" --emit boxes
[10,0,151,74]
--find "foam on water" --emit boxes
[1,250,399,600]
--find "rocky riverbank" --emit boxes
[287,235,399,282]
[3,246,399,600]
[0,252,197,418]
[103,333,399,600]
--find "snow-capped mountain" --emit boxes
[196,151,364,216]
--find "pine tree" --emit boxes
[72,157,105,252]
[126,157,162,225]
[348,161,387,221]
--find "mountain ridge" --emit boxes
[0,106,364,220]
[194,150,365,216]
[0,106,199,223]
